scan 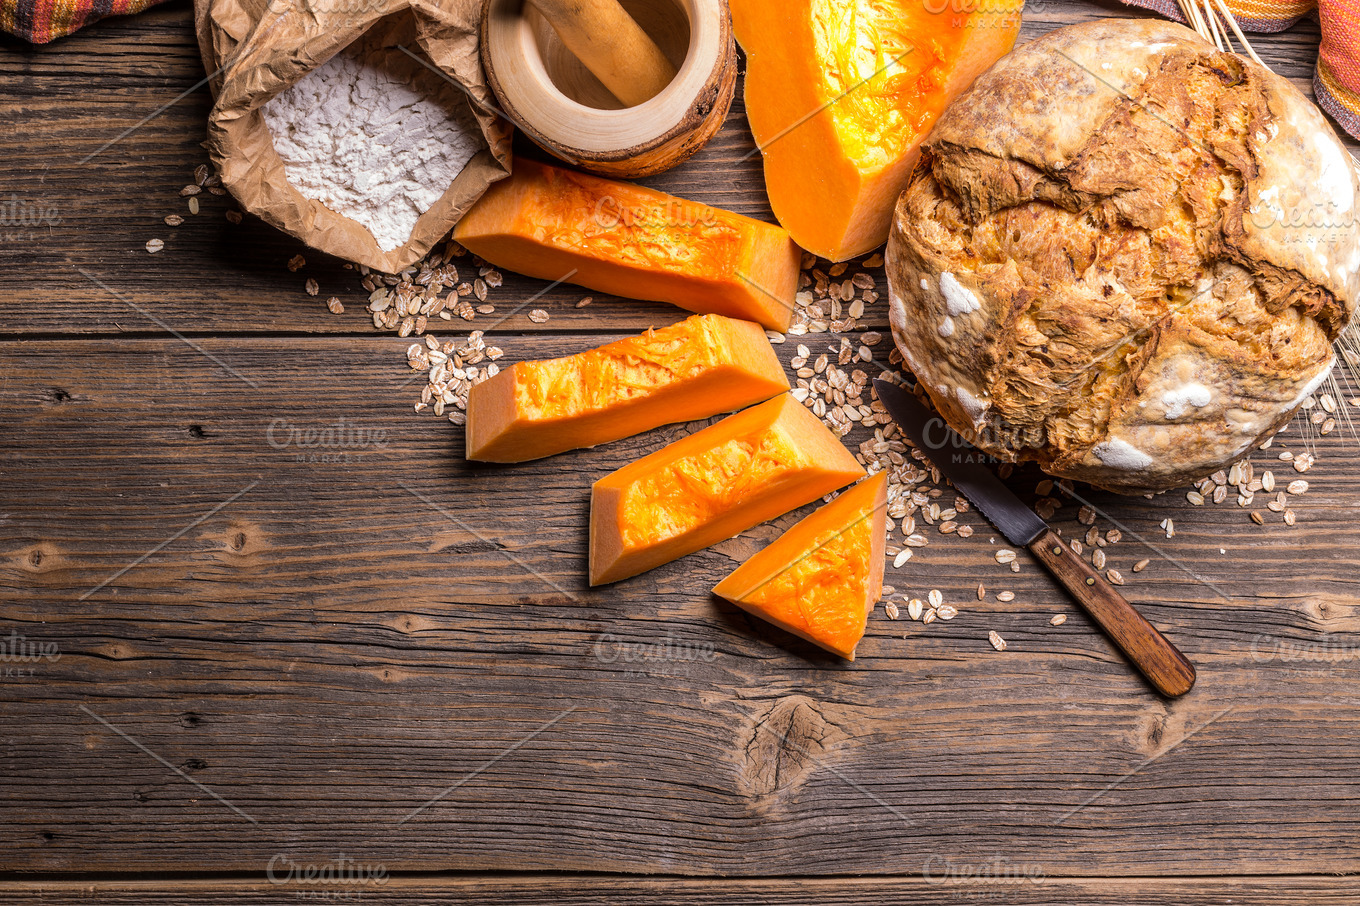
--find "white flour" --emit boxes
[263,47,484,253]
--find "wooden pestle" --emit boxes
[525,0,679,107]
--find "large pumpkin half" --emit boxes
[732,0,1021,261]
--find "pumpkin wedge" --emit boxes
[454,158,800,331]
[714,472,887,660]
[732,0,1021,261]
[466,314,790,462]
[590,394,864,585]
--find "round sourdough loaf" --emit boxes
[886,18,1359,494]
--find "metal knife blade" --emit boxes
[873,379,1046,547]
[872,377,1197,698]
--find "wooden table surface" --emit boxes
[4,0,1360,902]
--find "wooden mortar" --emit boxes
[481,0,736,178]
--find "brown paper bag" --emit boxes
[195,0,513,273]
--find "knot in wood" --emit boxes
[738,696,835,803]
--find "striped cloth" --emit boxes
[1123,0,1360,138]
[1,0,169,42]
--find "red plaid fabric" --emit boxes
[1,0,171,42]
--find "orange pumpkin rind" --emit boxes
[714,472,887,659]
[590,394,864,585]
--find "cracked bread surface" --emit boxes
[887,18,1359,494]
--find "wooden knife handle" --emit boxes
[1028,529,1196,698]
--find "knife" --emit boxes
[873,378,1196,698]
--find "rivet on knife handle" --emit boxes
[1029,528,1196,698]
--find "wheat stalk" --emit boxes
[1176,0,1270,69]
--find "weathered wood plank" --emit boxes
[2,875,1359,905]
[2,336,1359,875]
[4,0,1360,888]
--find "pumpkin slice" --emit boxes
[466,314,790,462]
[714,472,887,660]
[453,158,800,331]
[590,394,864,585]
[732,0,1020,261]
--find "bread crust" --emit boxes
[887,18,1358,494]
